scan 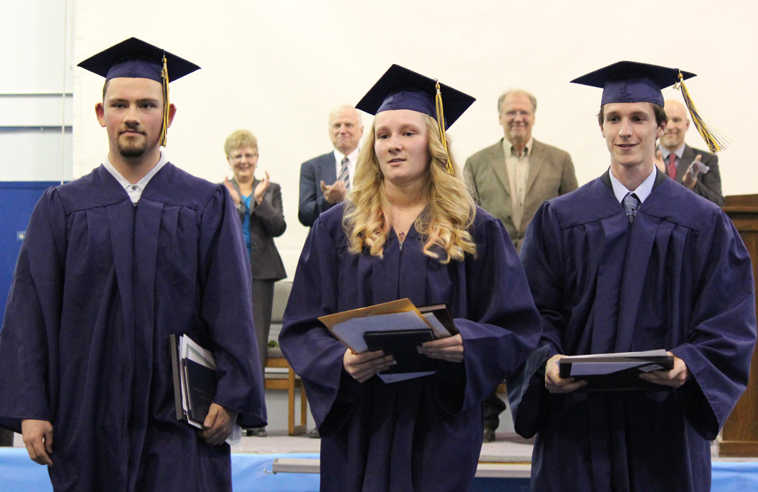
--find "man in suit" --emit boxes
[298,105,363,227]
[464,89,577,442]
[659,99,724,206]
[464,89,577,252]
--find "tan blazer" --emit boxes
[464,138,577,251]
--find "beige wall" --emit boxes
[71,0,758,275]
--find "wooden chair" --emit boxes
[264,280,308,435]
[264,347,307,435]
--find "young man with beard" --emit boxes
[0,38,266,492]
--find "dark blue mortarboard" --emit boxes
[355,64,475,130]
[77,37,200,83]
[572,61,724,153]
[77,38,199,147]
[355,64,475,175]
[571,61,695,107]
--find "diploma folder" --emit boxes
[318,299,455,382]
[169,334,218,428]
[558,349,674,391]
[364,328,436,374]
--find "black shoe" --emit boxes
[483,427,496,443]
[307,428,320,438]
[245,427,267,437]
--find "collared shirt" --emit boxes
[609,165,657,205]
[333,147,359,187]
[659,144,685,161]
[103,151,168,204]
[502,137,534,230]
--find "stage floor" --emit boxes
[231,430,534,462]
[3,432,758,491]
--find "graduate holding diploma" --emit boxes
[507,61,757,491]
[0,38,266,492]
[279,64,541,492]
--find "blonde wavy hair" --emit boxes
[343,114,476,263]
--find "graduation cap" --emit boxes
[571,61,724,152]
[356,64,475,174]
[78,37,200,147]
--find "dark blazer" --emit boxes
[231,178,287,281]
[673,144,724,206]
[298,151,337,227]
[464,138,577,250]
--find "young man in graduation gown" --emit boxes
[0,38,266,492]
[508,61,756,491]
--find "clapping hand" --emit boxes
[254,171,270,204]
[223,177,241,207]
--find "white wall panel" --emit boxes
[1,0,72,182]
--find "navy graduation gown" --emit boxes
[508,171,756,492]
[0,164,266,492]
[279,204,540,492]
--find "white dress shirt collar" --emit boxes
[609,165,657,204]
[103,150,168,204]
[659,144,685,160]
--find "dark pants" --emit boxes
[482,391,506,430]
[252,279,274,370]
[0,428,13,446]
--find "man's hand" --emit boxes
[223,177,241,207]
[639,352,689,388]
[200,403,237,446]
[419,334,464,363]
[544,354,587,394]
[343,349,394,383]
[22,419,53,465]
[254,171,271,205]
[681,155,703,189]
[320,180,347,204]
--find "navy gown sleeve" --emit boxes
[278,216,348,429]
[507,202,568,438]
[671,211,756,439]
[452,214,542,414]
[0,188,66,432]
[198,185,266,427]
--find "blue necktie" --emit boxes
[623,192,640,224]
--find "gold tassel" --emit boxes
[160,54,170,147]
[434,81,455,175]
[676,72,725,153]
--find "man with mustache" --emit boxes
[0,38,265,492]
[658,99,723,206]
[463,89,577,442]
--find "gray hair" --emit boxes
[497,89,537,114]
